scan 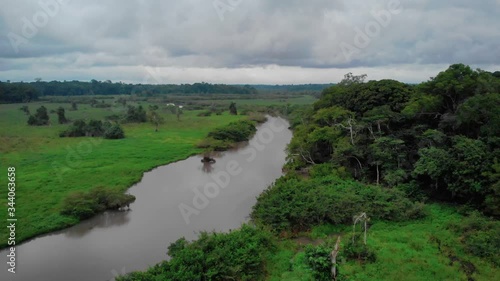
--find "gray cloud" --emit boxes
[0,0,499,84]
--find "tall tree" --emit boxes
[56,107,68,124]
[229,102,237,115]
[148,105,164,132]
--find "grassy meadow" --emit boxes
[0,100,249,247]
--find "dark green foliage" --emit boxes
[86,120,104,136]
[0,81,39,103]
[11,80,256,98]
[71,102,78,110]
[315,77,412,114]
[125,105,147,123]
[116,225,275,281]
[483,160,500,216]
[287,64,500,214]
[60,120,123,139]
[197,120,257,151]
[60,120,88,137]
[304,245,332,281]
[207,120,256,142]
[103,124,125,139]
[56,106,68,124]
[60,186,135,219]
[343,241,376,263]
[304,238,376,281]
[456,93,500,138]
[27,105,49,125]
[229,101,238,115]
[252,175,424,233]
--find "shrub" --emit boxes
[207,120,256,142]
[27,105,49,125]
[60,187,135,220]
[343,240,376,263]
[125,105,147,123]
[60,191,99,219]
[252,175,425,233]
[197,120,257,152]
[117,225,275,281]
[304,245,332,281]
[86,120,104,136]
[103,124,125,139]
[60,120,87,137]
[60,119,113,138]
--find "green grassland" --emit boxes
[266,204,499,281]
[0,101,246,247]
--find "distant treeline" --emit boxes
[249,84,334,92]
[0,81,38,103]
[0,80,258,103]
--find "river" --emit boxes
[0,116,292,281]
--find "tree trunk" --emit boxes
[348,119,355,145]
[330,236,341,281]
[376,164,380,185]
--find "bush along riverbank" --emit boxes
[196,117,262,152]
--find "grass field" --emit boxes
[0,101,247,247]
[265,204,499,281]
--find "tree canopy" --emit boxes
[287,64,500,215]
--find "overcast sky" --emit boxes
[1,0,499,84]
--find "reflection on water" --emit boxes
[65,211,131,238]
[201,161,214,173]
[0,116,292,281]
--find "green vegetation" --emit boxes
[116,64,498,281]
[265,205,499,281]
[252,171,424,234]
[287,64,500,215]
[61,186,135,219]
[2,64,498,280]
[116,225,275,281]
[124,105,147,123]
[0,81,38,103]
[229,101,238,115]
[0,80,258,102]
[0,101,245,247]
[27,105,50,125]
[197,119,258,151]
[59,119,125,139]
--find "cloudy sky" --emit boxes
[1,0,499,84]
